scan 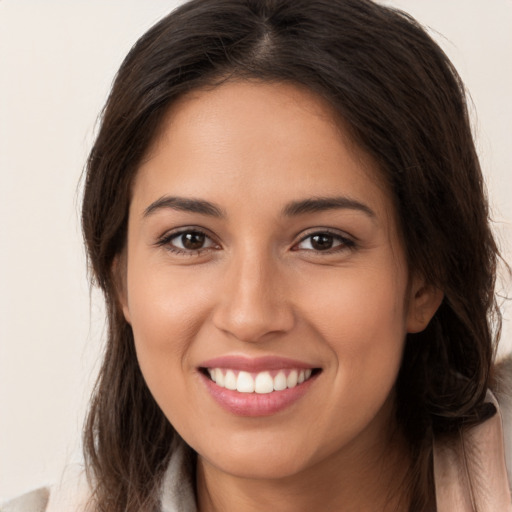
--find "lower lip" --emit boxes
[199,371,319,417]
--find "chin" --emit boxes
[192,426,324,480]
[203,449,312,480]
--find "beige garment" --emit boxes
[0,488,49,512]
[434,392,512,512]
[1,465,90,512]
[3,394,512,512]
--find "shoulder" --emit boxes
[1,465,91,512]
[1,488,49,512]
[433,366,512,511]
[495,354,512,484]
[494,353,512,405]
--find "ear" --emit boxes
[112,252,131,324]
[406,277,443,333]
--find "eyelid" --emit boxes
[154,226,221,255]
[154,226,356,255]
[292,228,356,252]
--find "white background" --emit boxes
[1,0,511,502]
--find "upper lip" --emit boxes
[199,355,318,372]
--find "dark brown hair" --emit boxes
[81,1,501,510]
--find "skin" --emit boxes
[119,81,442,511]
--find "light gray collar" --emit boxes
[159,442,197,512]
[158,390,512,512]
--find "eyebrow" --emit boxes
[282,196,375,218]
[143,195,375,220]
[143,196,225,218]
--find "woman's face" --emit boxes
[120,81,439,480]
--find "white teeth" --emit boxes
[216,369,225,387]
[207,367,316,393]
[273,371,287,391]
[224,370,237,390]
[287,370,298,388]
[254,372,274,394]
[237,371,255,393]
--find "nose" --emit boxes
[212,250,295,343]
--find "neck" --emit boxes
[196,422,412,512]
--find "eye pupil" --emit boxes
[311,234,334,250]
[182,232,205,250]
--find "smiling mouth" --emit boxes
[200,367,322,394]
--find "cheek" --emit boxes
[124,267,218,440]
[299,262,407,343]
[124,260,214,401]
[297,264,407,408]
[127,257,212,339]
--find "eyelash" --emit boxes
[155,228,219,256]
[293,229,356,254]
[155,228,356,256]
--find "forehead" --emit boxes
[133,80,394,223]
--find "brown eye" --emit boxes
[181,232,206,250]
[160,229,217,254]
[295,231,354,253]
[310,234,335,250]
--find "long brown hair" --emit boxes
[81,1,501,510]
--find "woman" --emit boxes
[3,0,510,510]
